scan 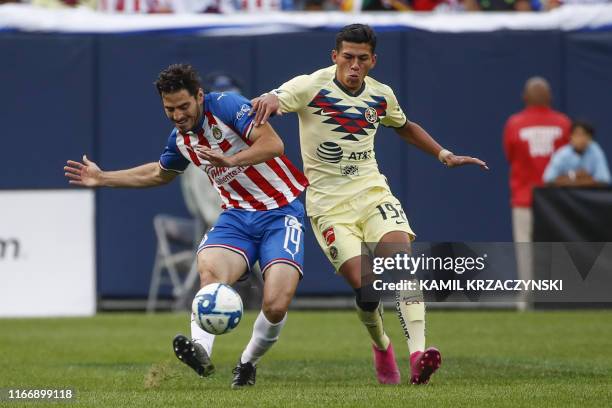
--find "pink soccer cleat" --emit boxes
[372,343,401,385]
[410,347,442,384]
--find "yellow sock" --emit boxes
[396,290,426,353]
[355,302,390,351]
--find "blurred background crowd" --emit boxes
[1,0,610,14]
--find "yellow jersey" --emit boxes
[274,65,407,216]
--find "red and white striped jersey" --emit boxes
[160,92,308,211]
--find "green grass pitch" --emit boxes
[1,310,611,407]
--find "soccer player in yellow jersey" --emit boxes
[251,24,488,385]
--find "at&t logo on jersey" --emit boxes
[348,150,372,161]
[316,142,343,163]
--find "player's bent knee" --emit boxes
[262,289,292,317]
[197,260,229,287]
[355,298,379,312]
[261,289,293,319]
[354,287,380,312]
[261,263,299,323]
[197,269,218,287]
[261,302,288,324]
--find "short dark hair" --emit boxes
[154,63,202,97]
[572,120,595,138]
[335,24,377,53]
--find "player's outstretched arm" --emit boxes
[396,121,489,170]
[195,122,284,168]
[64,155,178,188]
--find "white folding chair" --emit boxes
[146,214,198,313]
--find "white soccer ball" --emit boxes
[192,283,243,335]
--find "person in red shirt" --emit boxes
[503,77,570,243]
[503,77,570,310]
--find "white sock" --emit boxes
[406,319,426,354]
[191,312,215,357]
[396,290,426,354]
[240,311,287,365]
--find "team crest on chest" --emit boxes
[364,107,378,124]
[211,125,223,141]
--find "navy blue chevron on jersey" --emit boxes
[307,89,388,141]
[159,92,308,211]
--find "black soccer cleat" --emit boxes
[173,334,215,377]
[231,361,256,389]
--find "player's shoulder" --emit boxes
[163,128,181,151]
[206,91,249,109]
[166,127,178,141]
[310,65,336,80]
[278,66,335,99]
[292,66,335,86]
[205,92,251,122]
[364,75,395,96]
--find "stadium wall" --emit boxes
[1,29,611,298]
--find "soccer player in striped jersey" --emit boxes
[251,24,488,385]
[64,64,309,389]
